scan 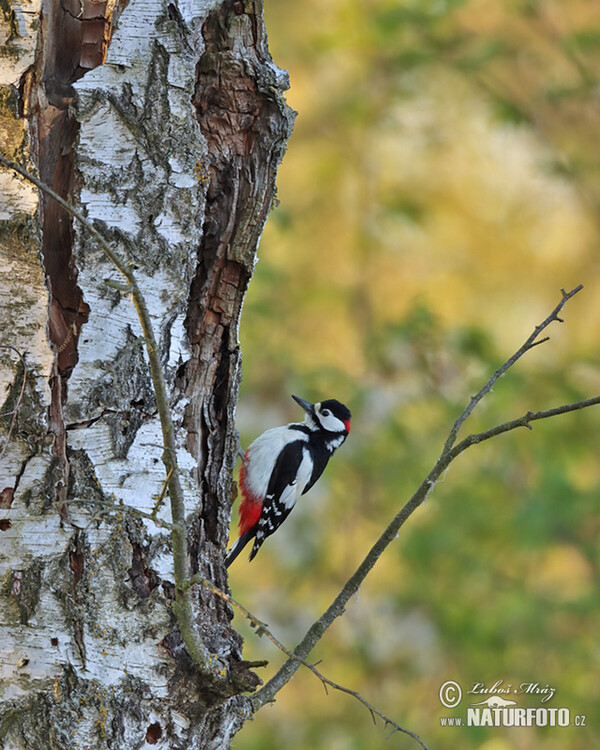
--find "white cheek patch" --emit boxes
[317,412,346,433]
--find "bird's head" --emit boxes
[292,395,351,437]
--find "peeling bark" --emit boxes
[0,0,294,747]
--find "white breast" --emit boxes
[245,424,308,500]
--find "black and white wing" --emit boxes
[249,440,313,560]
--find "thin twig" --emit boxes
[0,346,28,461]
[450,396,600,458]
[151,467,173,520]
[252,286,598,711]
[0,154,132,280]
[0,154,217,674]
[188,574,429,750]
[442,284,583,454]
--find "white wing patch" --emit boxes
[279,448,312,510]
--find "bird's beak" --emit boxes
[291,394,314,415]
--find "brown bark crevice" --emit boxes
[31,0,128,377]
[17,0,131,585]
[162,0,296,701]
[185,0,294,546]
[22,1,128,531]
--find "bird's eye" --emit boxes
[321,409,331,417]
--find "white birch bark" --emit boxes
[0,0,294,747]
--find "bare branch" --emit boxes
[0,346,28,461]
[189,575,429,750]
[252,286,597,711]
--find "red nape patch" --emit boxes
[344,419,351,434]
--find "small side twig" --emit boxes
[187,574,429,750]
[0,346,28,461]
[450,396,600,457]
[151,467,173,520]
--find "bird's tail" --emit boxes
[225,529,255,568]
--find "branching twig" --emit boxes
[251,286,599,711]
[0,346,28,461]
[187,574,429,750]
[442,284,583,454]
[0,154,218,674]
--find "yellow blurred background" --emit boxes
[230,1,600,748]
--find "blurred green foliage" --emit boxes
[231,1,600,748]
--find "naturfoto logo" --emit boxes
[438,679,586,730]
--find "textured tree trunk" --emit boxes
[0,1,294,747]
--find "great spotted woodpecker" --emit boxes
[225,395,351,567]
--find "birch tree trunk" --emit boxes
[0,1,294,747]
